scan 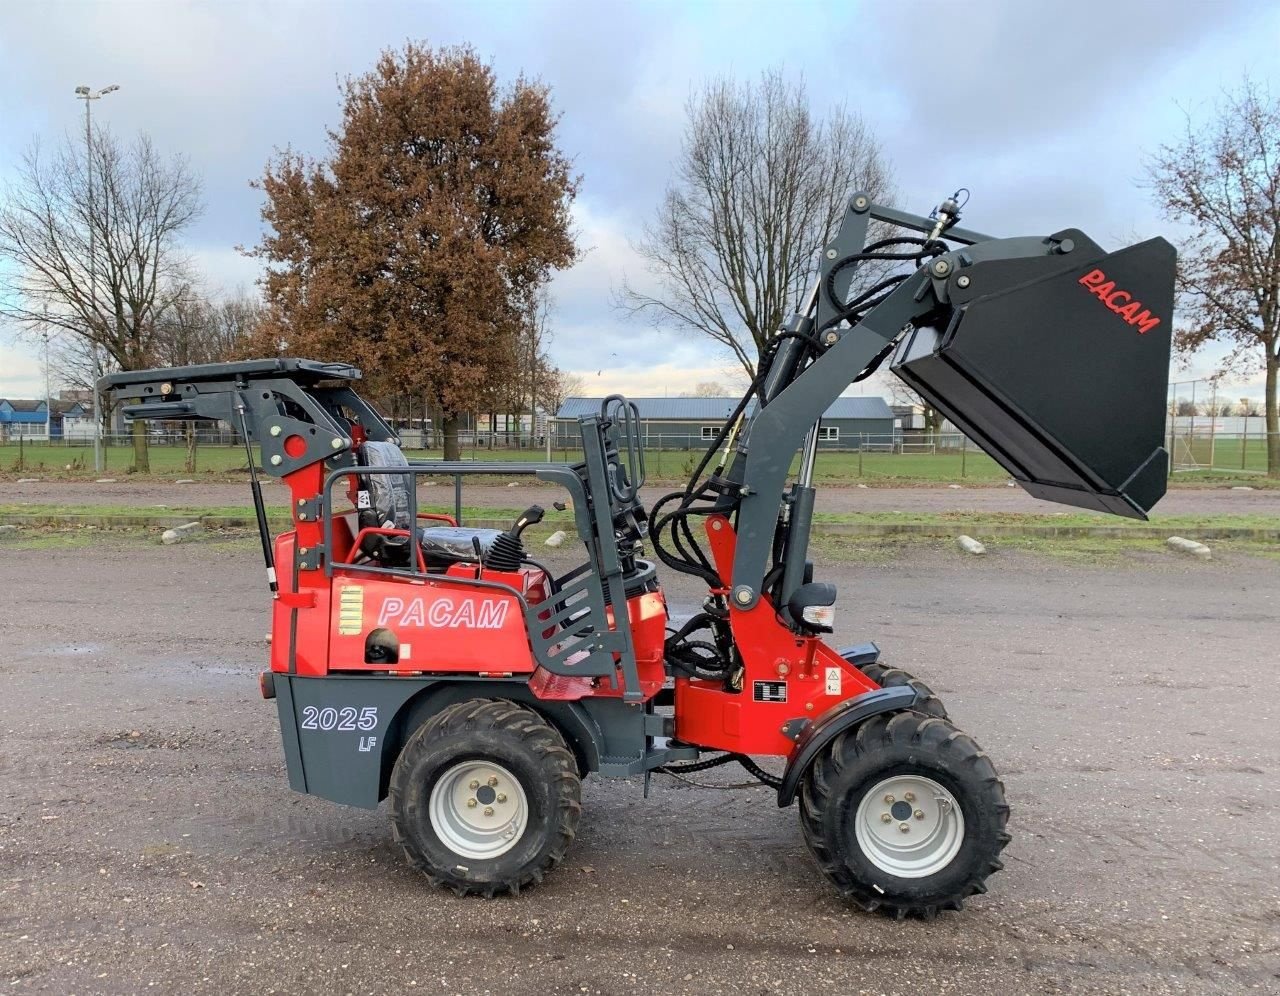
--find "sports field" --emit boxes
[3,436,1275,486]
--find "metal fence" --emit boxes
[1166,428,1277,475]
[3,428,1276,478]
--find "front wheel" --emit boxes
[389,699,581,896]
[855,660,948,720]
[799,711,1010,918]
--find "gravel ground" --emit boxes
[1,537,1278,994]
[3,476,1278,519]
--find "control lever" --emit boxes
[510,504,545,538]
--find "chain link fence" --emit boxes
[3,427,1276,480]
[1166,422,1277,475]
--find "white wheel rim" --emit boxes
[429,760,529,860]
[854,774,965,878]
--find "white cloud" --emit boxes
[187,245,263,298]
[0,342,50,397]
[562,358,748,399]
[1,0,1276,415]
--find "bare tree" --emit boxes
[153,286,263,470]
[1240,397,1262,417]
[543,370,585,417]
[889,382,944,443]
[1146,78,1280,476]
[518,290,562,426]
[0,130,203,471]
[1175,399,1200,417]
[618,70,891,378]
[690,381,728,397]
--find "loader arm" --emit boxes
[655,193,1176,612]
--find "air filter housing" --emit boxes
[891,235,1176,519]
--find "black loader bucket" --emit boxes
[892,235,1176,519]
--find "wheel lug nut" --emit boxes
[914,809,925,820]
[880,813,892,823]
[467,798,478,808]
[488,776,499,787]
[899,823,910,833]
[468,780,480,790]
[883,794,894,804]
[484,806,494,817]
[904,792,915,802]
[496,793,507,804]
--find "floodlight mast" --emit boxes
[74,83,120,472]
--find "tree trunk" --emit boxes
[925,405,942,447]
[442,413,461,462]
[184,422,198,474]
[1266,356,1279,478]
[131,417,150,473]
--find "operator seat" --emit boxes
[355,440,502,570]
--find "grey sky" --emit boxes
[1,0,1277,401]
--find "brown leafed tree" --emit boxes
[1146,79,1280,476]
[618,70,892,378]
[0,131,203,471]
[249,42,579,460]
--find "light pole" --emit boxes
[74,83,119,472]
[43,305,52,441]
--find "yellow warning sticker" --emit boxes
[337,585,364,636]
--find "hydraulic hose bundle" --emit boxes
[650,233,950,596]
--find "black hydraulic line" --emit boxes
[818,273,913,335]
[521,557,563,596]
[656,753,783,787]
[851,341,897,384]
[649,342,797,585]
[234,394,277,594]
[653,237,923,587]
[823,237,935,310]
[656,752,738,775]
[649,319,849,589]
[737,755,783,788]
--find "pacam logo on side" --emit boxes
[376,595,510,630]
[1078,268,1162,335]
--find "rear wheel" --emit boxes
[389,699,581,896]
[799,711,1010,918]
[855,660,948,719]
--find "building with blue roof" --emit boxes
[0,398,91,441]
[552,395,893,450]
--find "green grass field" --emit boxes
[3,436,1276,486]
[1169,436,1272,474]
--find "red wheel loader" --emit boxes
[105,192,1175,917]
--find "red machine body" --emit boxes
[267,453,865,763]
